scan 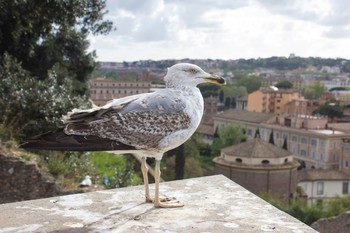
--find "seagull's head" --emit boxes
[165,63,226,88]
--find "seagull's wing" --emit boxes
[20,90,191,151]
[65,89,191,149]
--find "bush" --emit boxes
[0,53,90,139]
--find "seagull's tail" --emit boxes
[19,128,135,151]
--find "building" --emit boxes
[284,99,319,116]
[298,169,350,205]
[198,96,218,143]
[235,96,248,110]
[340,140,350,175]
[214,109,350,170]
[213,139,300,200]
[90,78,151,106]
[247,88,301,114]
[261,76,304,90]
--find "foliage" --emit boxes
[313,102,344,119]
[0,54,89,139]
[269,130,275,145]
[261,193,350,225]
[199,83,221,98]
[237,75,261,93]
[211,123,247,156]
[89,151,142,188]
[303,82,327,100]
[0,0,113,139]
[276,80,293,89]
[0,0,113,86]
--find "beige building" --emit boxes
[298,170,350,205]
[214,109,350,170]
[247,88,301,114]
[90,78,151,106]
[213,139,299,200]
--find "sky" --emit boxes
[89,0,350,62]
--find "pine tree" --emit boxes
[269,130,275,145]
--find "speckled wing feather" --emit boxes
[64,89,191,150]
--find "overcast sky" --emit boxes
[89,0,350,62]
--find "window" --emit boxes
[345,160,349,168]
[247,129,252,136]
[301,137,307,144]
[343,182,349,194]
[311,139,317,147]
[312,151,316,159]
[291,147,296,155]
[320,153,324,161]
[292,135,297,142]
[317,182,324,195]
[261,160,270,165]
[320,140,325,147]
[300,149,306,157]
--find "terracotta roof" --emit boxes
[298,169,350,181]
[221,139,290,158]
[215,109,274,123]
[197,123,215,135]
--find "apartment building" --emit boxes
[214,109,350,170]
[90,78,151,106]
[247,88,301,114]
[261,77,304,90]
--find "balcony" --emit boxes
[0,175,316,232]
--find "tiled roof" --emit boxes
[221,139,290,158]
[298,169,350,181]
[215,109,274,123]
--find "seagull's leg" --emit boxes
[141,157,152,203]
[154,159,184,208]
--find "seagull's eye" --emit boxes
[187,68,198,74]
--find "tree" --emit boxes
[313,103,343,121]
[0,0,113,90]
[254,128,261,138]
[219,90,224,103]
[276,80,293,89]
[237,75,261,93]
[0,0,113,139]
[303,82,327,100]
[211,124,247,156]
[269,130,275,145]
[282,137,288,150]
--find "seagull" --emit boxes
[80,175,92,187]
[20,63,226,208]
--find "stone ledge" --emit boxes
[0,175,317,232]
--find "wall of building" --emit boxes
[0,152,60,204]
[90,78,151,106]
[214,163,298,200]
[298,180,350,205]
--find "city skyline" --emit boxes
[89,0,350,62]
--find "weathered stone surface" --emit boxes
[0,152,60,204]
[0,175,316,232]
[311,211,350,233]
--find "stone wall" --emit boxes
[0,152,60,204]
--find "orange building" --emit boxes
[247,88,302,114]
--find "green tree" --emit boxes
[313,103,343,121]
[237,75,261,93]
[282,137,288,150]
[0,0,113,139]
[276,80,293,89]
[269,130,275,145]
[303,82,327,100]
[211,124,247,156]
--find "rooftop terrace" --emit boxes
[0,175,317,232]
